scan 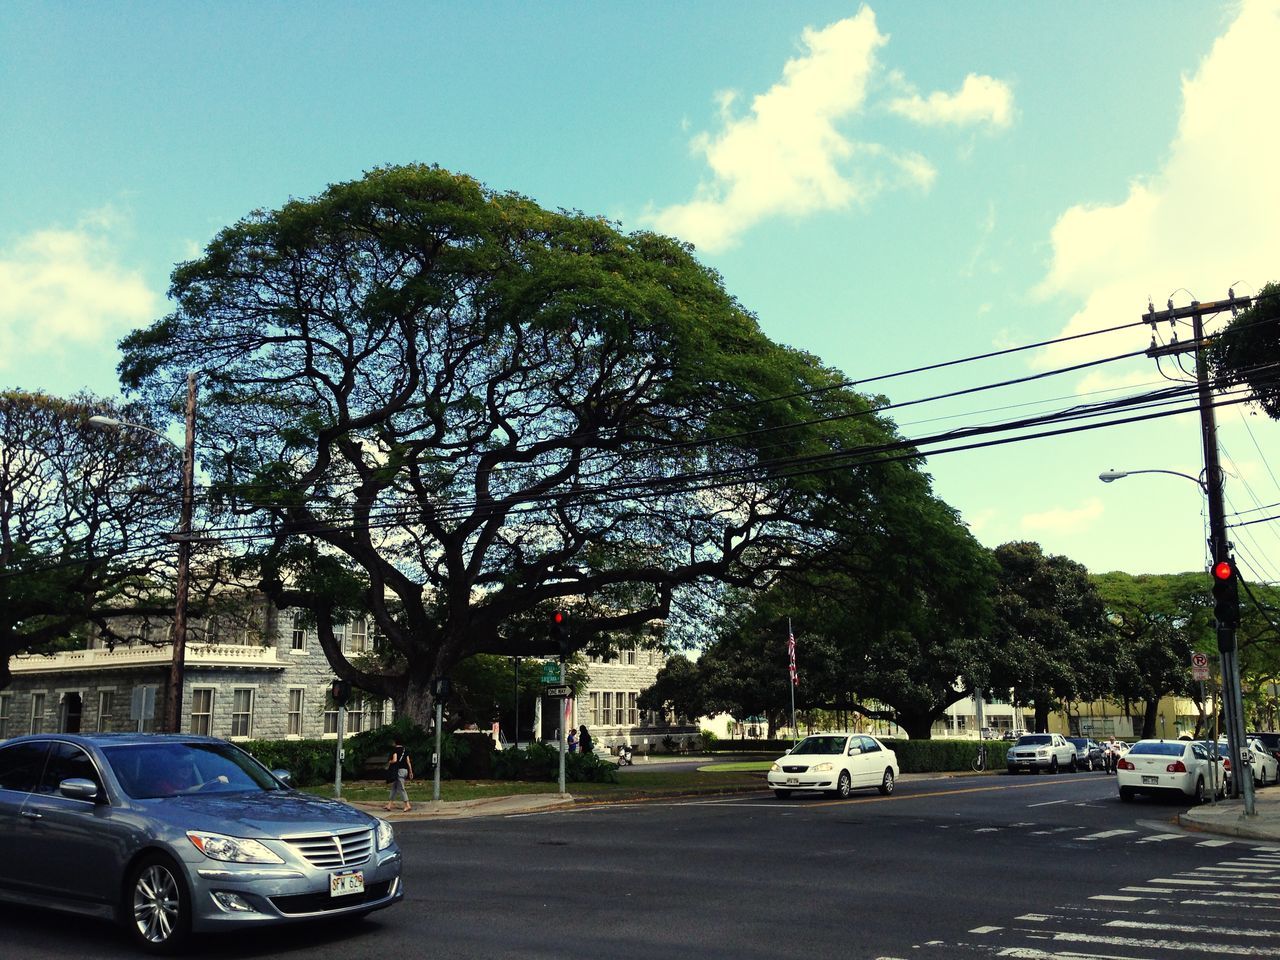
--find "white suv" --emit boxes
[1006,733,1077,774]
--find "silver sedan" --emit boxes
[0,733,402,953]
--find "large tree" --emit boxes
[988,541,1110,732]
[1209,281,1280,418]
[119,165,905,725]
[0,391,187,688]
[1093,571,1212,738]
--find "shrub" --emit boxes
[491,743,619,783]
[699,729,718,749]
[881,738,1009,773]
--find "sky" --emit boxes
[2,1,1279,581]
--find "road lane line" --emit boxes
[1121,886,1176,894]
[1089,895,1144,901]
[1078,829,1136,840]
[1027,798,1071,807]
[1182,898,1280,910]
[1136,832,1185,843]
[969,925,1003,933]
[1052,929,1280,955]
[1105,918,1277,937]
[1151,877,1221,885]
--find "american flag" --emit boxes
[787,631,798,687]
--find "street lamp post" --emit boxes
[89,371,197,734]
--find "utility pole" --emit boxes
[1144,293,1254,815]
[165,371,197,734]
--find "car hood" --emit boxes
[140,790,377,836]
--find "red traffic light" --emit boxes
[553,611,564,624]
[1213,560,1234,581]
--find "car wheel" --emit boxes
[772,789,791,800]
[1119,786,1136,802]
[831,770,852,799]
[125,853,191,955]
[1050,757,1059,774]
[1085,757,1094,771]
[1194,776,1206,804]
[1259,768,1269,788]
[878,769,895,796]
[1068,755,1077,773]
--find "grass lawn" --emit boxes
[305,765,768,803]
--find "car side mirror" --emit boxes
[272,769,293,787]
[59,777,99,802]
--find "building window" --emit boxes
[648,650,656,666]
[333,623,346,651]
[348,620,368,653]
[622,647,634,665]
[323,686,339,735]
[589,692,599,726]
[30,693,46,734]
[0,694,9,738]
[345,692,365,733]
[601,692,612,726]
[290,616,307,651]
[287,688,304,736]
[627,693,638,726]
[614,691,625,726]
[97,691,114,732]
[230,689,254,737]
[190,688,214,735]
[369,698,386,729]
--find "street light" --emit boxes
[89,372,197,734]
[1098,468,1208,492]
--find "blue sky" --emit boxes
[3,1,1278,580]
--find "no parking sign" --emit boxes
[1191,651,1210,681]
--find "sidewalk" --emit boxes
[347,793,576,821]
[1178,782,1280,842]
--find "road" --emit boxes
[4,771,1278,959]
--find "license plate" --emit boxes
[330,870,365,898]
[1142,775,1158,785]
[786,778,799,786]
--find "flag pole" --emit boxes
[788,618,797,743]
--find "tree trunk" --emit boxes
[1033,701,1051,733]
[896,711,936,740]
[396,674,437,730]
[1141,698,1159,739]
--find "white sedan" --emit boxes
[1117,739,1214,803]
[1222,737,1280,788]
[768,733,899,799]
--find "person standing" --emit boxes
[578,725,593,757]
[385,738,414,812]
[567,729,578,753]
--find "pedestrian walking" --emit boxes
[385,738,414,812]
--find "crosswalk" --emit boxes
[899,845,1280,958]
[943,824,1252,849]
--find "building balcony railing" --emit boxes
[11,643,285,674]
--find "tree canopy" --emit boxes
[1210,281,1280,418]
[0,390,186,688]
[118,164,908,724]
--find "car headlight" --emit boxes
[812,762,834,772]
[769,762,781,773]
[376,818,395,851]
[187,831,284,864]
[1037,749,1048,756]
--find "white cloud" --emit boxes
[1020,497,1104,534]
[1033,0,1280,390]
[644,6,1012,252]
[0,212,157,378]
[888,73,1014,128]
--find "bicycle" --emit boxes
[972,743,988,772]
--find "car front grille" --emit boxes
[285,829,374,869]
[271,880,392,915]
[782,765,808,773]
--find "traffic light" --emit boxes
[329,679,351,708]
[550,610,570,659]
[1212,559,1240,630]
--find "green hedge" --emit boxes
[491,742,620,783]
[881,738,1009,772]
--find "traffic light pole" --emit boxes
[1146,296,1254,815]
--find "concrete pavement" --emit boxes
[1178,780,1280,841]
[347,792,576,820]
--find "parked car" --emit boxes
[1005,733,1077,774]
[1117,738,1215,803]
[768,733,898,799]
[1222,737,1280,788]
[1066,737,1105,771]
[1249,731,1280,766]
[0,733,403,953]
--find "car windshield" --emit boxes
[103,741,283,800]
[1016,735,1052,746]
[1067,738,1088,747]
[1128,741,1185,757]
[790,736,848,756]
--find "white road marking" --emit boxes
[1136,832,1184,843]
[1089,895,1143,902]
[975,827,1002,832]
[1197,839,1234,847]
[1151,877,1221,885]
[1051,930,1280,955]
[1196,865,1275,873]
[1121,886,1176,894]
[1015,914,1051,922]
[996,948,1159,959]
[970,925,1003,933]
[1182,898,1280,910]
[1105,918,1277,938]
[1077,829,1136,840]
[1027,798,1071,807]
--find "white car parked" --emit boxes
[1222,737,1280,788]
[1118,738,1214,803]
[768,733,899,799]
[1005,733,1077,774]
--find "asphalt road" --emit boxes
[5,771,1279,959]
